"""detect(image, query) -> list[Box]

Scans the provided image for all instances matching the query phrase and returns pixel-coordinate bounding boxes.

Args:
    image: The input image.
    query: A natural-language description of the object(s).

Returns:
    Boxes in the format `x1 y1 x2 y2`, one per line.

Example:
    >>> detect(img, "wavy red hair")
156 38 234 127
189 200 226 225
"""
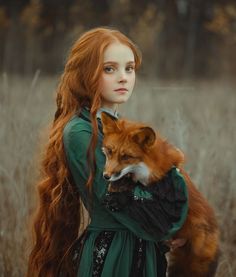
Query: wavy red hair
26 27 142 276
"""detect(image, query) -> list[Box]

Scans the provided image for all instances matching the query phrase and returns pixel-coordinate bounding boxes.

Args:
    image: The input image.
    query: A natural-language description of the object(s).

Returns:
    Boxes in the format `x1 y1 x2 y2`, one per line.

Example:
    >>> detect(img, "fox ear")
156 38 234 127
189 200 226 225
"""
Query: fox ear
100 112 120 134
131 127 156 148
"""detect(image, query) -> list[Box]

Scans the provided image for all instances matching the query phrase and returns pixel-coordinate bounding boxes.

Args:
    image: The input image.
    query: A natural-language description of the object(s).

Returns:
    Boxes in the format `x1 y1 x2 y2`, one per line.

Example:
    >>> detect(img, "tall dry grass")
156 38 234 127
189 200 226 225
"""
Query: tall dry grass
0 73 235 276
0 72 56 276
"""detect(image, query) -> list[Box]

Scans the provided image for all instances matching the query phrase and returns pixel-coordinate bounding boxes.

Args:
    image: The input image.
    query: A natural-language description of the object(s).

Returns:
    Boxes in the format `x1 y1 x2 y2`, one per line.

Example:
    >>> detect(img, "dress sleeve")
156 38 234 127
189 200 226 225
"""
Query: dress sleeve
126 168 188 240
63 124 188 242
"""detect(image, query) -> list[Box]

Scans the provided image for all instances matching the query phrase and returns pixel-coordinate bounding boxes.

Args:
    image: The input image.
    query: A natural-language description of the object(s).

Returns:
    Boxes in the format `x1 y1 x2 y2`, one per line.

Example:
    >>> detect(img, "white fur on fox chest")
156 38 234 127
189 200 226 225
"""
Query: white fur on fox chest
110 162 150 186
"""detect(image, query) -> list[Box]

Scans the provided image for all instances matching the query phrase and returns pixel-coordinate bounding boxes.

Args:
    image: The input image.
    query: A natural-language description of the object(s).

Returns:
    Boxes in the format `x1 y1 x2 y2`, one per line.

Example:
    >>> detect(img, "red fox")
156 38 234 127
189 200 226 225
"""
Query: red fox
100 112 219 277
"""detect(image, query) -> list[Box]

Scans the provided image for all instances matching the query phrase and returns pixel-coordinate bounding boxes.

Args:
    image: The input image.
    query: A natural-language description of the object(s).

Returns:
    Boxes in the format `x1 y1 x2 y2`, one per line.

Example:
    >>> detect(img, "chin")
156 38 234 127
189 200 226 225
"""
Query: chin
116 99 129 104
116 96 130 103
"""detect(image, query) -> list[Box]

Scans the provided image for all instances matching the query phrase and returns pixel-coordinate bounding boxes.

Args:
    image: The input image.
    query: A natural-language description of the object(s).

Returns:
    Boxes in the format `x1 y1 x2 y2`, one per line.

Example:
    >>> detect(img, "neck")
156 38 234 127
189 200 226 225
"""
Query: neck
100 102 118 112
100 106 118 114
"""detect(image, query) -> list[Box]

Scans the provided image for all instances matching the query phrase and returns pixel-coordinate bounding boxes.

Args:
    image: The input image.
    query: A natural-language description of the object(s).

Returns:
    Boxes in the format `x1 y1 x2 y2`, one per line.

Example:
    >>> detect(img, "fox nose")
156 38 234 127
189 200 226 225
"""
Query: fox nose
103 173 111 181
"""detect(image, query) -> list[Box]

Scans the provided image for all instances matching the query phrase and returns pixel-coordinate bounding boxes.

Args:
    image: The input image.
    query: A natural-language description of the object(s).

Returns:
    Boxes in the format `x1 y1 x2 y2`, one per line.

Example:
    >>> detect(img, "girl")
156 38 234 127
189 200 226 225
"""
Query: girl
27 27 188 277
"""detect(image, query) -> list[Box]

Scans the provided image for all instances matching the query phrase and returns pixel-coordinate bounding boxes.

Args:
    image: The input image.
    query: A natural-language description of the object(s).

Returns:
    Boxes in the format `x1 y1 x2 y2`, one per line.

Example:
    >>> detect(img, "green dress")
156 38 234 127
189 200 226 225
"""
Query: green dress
62 107 188 277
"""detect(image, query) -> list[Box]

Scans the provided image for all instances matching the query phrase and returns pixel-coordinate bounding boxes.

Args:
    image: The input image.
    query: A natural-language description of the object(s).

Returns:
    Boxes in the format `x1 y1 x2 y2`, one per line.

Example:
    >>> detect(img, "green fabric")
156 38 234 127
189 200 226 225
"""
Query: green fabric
62 107 189 276
161 167 189 240
78 230 158 277
133 186 153 200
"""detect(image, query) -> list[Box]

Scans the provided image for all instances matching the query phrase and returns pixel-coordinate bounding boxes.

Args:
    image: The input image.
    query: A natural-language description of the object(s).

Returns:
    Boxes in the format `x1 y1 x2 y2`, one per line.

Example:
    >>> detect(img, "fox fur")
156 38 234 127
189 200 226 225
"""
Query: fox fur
100 112 219 277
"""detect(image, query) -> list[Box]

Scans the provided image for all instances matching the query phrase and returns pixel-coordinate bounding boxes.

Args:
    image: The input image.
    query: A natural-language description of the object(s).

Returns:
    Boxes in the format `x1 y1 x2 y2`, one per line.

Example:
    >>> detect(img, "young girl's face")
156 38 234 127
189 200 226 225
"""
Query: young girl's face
100 42 136 110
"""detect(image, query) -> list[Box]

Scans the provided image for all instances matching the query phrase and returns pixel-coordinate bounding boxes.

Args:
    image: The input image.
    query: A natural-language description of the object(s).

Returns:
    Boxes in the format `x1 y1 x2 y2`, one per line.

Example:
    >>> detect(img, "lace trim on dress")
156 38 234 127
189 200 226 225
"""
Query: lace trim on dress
92 231 115 277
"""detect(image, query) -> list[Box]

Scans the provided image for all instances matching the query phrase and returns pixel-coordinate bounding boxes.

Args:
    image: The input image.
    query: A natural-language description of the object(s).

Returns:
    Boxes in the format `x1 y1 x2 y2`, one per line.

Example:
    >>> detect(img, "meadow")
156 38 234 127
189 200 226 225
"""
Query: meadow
0 73 235 276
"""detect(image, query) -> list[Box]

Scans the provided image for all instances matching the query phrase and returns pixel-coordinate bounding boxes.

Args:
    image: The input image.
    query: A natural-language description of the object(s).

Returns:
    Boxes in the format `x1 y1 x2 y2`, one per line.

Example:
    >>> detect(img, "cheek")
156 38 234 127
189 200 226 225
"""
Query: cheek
128 75 135 95
101 74 113 90
129 73 136 87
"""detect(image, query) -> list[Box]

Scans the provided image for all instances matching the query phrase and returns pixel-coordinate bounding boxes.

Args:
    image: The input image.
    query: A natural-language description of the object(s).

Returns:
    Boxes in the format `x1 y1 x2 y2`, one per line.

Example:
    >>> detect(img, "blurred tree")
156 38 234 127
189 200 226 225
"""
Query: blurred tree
20 0 42 73
0 0 29 73
0 0 235 79
0 6 10 69
204 3 236 78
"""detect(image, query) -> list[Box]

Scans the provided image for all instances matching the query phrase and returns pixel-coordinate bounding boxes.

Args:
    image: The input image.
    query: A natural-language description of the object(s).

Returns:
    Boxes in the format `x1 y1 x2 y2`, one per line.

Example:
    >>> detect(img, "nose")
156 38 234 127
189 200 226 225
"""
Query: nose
103 173 111 181
118 71 127 84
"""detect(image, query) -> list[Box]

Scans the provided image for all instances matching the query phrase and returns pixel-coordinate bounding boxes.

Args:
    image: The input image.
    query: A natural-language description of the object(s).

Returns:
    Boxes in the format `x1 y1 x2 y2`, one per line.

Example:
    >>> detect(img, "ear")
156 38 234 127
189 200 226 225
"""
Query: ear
131 127 156 148
100 112 120 134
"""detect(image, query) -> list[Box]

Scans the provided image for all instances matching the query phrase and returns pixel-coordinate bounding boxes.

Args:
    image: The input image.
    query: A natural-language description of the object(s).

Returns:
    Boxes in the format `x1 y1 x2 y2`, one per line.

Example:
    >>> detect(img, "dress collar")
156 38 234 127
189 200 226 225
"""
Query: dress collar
82 106 120 120
96 107 119 120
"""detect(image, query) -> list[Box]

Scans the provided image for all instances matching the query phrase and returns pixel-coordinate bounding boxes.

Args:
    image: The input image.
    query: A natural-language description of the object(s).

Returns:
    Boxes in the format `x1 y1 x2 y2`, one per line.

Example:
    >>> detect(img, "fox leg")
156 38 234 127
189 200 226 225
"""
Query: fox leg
168 250 218 277
168 228 219 277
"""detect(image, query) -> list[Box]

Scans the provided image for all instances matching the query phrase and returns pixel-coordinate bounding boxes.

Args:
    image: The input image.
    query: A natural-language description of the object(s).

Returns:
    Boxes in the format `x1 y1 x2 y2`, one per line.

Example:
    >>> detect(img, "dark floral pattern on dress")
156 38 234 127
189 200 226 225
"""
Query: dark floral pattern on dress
92 231 115 277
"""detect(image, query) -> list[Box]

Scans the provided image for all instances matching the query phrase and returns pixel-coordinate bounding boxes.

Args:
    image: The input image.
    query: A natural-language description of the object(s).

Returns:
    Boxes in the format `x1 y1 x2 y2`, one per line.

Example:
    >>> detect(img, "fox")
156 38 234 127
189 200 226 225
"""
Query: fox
100 112 219 277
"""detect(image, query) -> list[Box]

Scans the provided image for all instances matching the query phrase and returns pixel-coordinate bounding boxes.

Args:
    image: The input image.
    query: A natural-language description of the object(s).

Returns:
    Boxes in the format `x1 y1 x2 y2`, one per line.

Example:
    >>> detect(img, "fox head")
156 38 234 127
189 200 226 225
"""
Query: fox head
101 112 184 185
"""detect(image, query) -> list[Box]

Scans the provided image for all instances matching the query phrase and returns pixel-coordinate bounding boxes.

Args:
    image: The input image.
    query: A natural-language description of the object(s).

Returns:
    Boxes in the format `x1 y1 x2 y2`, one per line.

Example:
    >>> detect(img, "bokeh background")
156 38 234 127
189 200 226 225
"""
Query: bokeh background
0 0 235 276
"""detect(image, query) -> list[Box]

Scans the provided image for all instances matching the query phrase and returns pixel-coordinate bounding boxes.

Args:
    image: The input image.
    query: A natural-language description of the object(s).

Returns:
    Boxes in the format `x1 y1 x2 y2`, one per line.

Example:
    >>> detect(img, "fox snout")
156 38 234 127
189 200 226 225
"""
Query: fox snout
103 163 150 185
103 172 116 181
103 173 110 181
103 171 121 181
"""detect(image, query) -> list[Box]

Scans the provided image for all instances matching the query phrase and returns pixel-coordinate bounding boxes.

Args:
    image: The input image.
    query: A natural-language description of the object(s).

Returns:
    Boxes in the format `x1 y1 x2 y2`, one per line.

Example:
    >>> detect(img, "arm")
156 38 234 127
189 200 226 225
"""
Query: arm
63 123 188 242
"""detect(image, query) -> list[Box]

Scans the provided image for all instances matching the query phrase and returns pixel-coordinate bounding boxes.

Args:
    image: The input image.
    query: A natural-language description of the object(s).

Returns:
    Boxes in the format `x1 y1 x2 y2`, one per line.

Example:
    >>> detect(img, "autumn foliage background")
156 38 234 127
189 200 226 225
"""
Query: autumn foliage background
0 0 236 276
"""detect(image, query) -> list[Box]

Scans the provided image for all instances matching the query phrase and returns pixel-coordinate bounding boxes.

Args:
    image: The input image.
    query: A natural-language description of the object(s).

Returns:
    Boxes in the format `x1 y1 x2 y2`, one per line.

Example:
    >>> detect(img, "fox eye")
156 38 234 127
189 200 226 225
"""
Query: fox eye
103 147 112 156
120 154 134 161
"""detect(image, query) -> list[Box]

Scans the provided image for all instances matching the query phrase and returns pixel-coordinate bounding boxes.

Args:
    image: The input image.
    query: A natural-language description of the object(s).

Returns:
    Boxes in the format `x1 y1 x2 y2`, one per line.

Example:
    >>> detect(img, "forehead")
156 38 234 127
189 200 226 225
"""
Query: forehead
103 42 135 63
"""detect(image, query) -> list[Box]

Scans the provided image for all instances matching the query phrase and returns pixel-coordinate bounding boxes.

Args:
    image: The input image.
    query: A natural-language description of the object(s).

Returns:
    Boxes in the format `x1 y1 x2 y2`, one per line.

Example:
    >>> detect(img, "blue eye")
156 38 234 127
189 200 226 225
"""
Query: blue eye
126 66 134 73
104 66 115 73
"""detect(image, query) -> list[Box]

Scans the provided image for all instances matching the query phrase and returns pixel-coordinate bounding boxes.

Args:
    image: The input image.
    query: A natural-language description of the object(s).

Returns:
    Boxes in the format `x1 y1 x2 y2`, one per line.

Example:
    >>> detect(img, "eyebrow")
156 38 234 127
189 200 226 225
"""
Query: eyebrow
103 61 135 65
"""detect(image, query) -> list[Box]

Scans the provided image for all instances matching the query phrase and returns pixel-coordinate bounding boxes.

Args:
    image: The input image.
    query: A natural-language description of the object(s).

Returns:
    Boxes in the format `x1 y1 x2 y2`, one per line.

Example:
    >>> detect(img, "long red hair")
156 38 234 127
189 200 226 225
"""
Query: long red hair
26 27 142 276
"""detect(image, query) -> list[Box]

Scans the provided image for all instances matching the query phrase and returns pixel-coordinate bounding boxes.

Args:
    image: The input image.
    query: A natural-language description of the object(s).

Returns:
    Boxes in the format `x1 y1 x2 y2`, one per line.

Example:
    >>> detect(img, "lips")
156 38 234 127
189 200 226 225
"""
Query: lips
114 88 128 94
115 88 128 91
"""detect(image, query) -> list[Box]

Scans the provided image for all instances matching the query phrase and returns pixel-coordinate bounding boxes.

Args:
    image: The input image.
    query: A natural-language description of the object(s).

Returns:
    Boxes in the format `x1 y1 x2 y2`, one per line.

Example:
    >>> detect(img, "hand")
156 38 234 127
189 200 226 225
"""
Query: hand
107 177 136 193
165 238 187 251
108 183 132 193
102 190 133 212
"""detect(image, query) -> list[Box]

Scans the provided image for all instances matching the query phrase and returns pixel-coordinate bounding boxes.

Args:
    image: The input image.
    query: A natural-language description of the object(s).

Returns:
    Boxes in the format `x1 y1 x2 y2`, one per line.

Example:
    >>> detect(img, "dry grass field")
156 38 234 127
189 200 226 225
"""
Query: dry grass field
0 73 235 276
